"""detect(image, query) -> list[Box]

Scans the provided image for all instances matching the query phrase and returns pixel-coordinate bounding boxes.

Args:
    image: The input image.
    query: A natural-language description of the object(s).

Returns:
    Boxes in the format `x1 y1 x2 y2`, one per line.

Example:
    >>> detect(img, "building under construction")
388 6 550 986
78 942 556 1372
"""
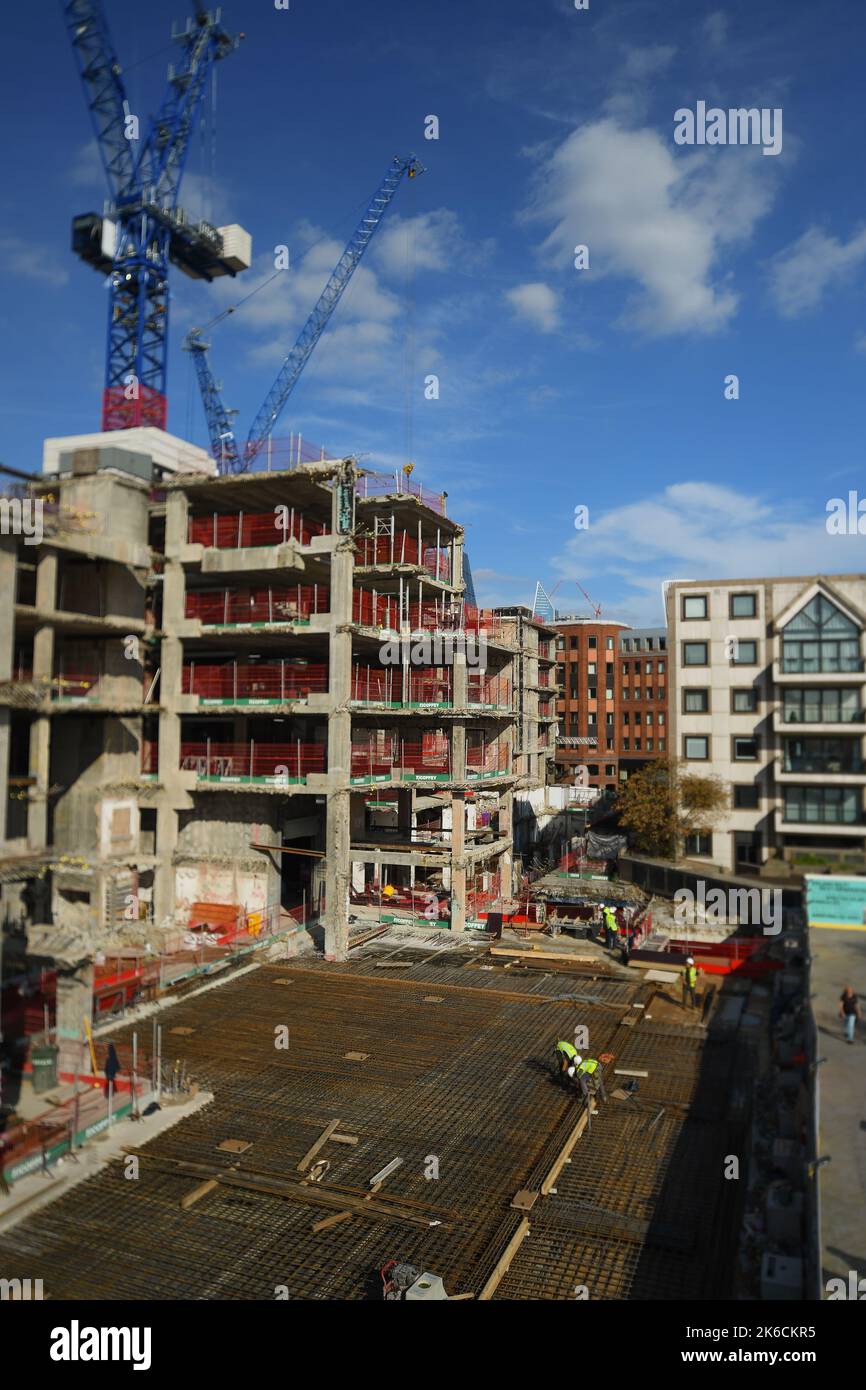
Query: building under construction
0 429 557 1072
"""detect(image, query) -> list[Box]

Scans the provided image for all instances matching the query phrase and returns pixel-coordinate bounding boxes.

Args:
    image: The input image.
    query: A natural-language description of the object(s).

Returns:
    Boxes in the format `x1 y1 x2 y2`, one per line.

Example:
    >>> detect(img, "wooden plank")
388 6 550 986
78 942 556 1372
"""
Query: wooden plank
477 1217 530 1300
331 1134 358 1146
180 1178 219 1211
541 1111 590 1196
489 946 598 964
296 1118 342 1172
311 1210 355 1234
614 1068 649 1078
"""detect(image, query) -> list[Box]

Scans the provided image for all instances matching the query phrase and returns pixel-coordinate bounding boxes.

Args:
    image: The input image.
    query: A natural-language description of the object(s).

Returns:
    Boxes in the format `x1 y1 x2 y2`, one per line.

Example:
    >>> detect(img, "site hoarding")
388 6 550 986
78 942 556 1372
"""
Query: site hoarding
805 874 866 930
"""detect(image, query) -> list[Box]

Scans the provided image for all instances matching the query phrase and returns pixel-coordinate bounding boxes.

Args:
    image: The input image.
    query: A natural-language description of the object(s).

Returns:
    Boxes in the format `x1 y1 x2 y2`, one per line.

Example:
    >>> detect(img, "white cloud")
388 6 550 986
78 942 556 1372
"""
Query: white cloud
549 480 866 627
0 238 68 287
768 226 866 318
505 281 561 333
603 45 677 124
703 12 729 48
523 118 779 335
373 208 492 278
855 331 866 355
66 140 102 189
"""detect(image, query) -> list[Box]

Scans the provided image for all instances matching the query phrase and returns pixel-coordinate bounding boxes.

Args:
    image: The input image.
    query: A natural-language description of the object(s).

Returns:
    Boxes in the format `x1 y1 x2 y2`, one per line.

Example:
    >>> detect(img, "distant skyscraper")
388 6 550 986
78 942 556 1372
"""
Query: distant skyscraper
532 581 556 622
463 552 477 607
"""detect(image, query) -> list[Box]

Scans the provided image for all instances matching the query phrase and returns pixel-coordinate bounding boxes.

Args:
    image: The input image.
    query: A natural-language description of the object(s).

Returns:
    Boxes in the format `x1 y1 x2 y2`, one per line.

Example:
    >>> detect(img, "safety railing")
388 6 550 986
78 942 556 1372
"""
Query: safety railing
349 882 451 920
183 661 328 702
356 469 447 515
350 666 453 706
187 509 329 549
466 740 510 776
350 733 451 778
467 673 511 708
356 532 451 580
185 584 329 625
180 741 326 781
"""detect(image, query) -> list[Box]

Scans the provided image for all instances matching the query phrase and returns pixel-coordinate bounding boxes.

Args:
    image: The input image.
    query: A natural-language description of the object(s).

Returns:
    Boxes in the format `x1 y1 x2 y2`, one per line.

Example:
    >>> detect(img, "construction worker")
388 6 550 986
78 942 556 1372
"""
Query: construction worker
573 1055 607 1106
603 903 618 950
682 956 698 1009
554 1038 579 1086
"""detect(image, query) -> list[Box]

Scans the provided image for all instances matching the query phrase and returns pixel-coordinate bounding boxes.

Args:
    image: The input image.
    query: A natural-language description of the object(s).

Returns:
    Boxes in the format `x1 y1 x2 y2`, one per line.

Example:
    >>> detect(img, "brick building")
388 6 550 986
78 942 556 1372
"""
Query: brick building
552 619 629 790
618 626 668 777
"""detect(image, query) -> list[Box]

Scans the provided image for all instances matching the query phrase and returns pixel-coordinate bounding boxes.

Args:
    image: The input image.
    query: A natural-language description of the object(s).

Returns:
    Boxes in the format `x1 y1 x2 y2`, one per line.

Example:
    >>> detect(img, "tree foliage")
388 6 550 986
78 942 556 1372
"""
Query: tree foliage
616 757 728 859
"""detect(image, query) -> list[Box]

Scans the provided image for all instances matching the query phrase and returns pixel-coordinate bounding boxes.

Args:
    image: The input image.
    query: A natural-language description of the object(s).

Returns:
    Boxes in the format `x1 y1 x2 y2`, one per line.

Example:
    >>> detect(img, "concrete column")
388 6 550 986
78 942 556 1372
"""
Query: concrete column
0 543 14 845
153 491 188 927
55 964 94 1079
450 789 466 932
324 532 354 959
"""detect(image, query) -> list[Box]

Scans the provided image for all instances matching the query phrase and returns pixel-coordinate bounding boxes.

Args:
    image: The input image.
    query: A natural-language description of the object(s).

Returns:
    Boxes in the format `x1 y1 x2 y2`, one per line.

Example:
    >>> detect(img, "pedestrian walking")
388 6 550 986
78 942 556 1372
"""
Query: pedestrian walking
838 987 861 1044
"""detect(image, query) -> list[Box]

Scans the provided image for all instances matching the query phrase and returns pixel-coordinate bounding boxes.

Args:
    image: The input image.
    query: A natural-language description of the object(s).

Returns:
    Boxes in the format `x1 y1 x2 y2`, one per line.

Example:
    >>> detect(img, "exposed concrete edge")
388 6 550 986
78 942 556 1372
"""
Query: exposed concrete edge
93 961 262 1039
0 1089 215 1241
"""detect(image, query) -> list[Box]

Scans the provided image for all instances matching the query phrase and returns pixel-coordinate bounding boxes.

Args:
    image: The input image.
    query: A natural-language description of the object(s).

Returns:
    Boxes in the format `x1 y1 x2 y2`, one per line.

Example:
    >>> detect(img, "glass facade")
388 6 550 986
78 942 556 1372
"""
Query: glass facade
784 786 860 823
782 594 860 673
782 687 861 723
783 737 862 775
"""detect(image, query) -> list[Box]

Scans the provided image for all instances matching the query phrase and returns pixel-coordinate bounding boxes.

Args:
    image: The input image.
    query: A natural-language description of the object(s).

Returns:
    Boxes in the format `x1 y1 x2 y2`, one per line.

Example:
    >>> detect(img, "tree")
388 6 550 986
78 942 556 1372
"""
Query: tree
616 757 728 860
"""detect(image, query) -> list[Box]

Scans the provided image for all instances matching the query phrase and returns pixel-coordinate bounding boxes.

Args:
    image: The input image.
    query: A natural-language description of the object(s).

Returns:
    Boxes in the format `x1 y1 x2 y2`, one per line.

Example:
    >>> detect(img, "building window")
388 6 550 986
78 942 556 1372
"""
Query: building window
606 738 614 751
733 737 758 760
734 784 760 809
587 764 599 776
634 738 641 750
684 735 709 759
645 661 652 674
622 711 630 724
621 664 629 678
683 688 709 713
684 831 712 856
645 687 653 700
605 763 615 775
658 712 665 726
782 593 861 673
682 595 708 620
659 738 666 751
647 739 653 751
605 687 614 700
784 785 860 824
606 662 614 676
588 663 596 675
606 712 614 725
783 687 861 724
683 642 708 666
730 592 757 618
645 711 653 725
588 686 597 700
634 638 642 651
622 738 630 751
623 639 631 652
658 660 666 674
556 637 565 650
783 736 863 775
731 639 758 665
588 637 597 649
607 637 614 649
732 688 758 713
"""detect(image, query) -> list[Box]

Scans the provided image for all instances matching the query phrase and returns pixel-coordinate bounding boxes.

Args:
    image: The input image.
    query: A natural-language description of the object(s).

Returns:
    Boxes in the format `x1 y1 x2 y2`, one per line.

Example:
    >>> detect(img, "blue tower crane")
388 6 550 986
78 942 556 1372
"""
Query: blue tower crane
63 1 250 432
186 154 422 473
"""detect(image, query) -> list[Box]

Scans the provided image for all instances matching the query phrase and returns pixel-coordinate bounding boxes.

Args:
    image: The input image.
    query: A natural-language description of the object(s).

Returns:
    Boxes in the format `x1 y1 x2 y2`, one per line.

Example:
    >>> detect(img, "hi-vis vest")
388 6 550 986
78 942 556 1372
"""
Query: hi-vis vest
578 1058 599 1076
685 965 697 988
556 1040 578 1060
603 908 616 928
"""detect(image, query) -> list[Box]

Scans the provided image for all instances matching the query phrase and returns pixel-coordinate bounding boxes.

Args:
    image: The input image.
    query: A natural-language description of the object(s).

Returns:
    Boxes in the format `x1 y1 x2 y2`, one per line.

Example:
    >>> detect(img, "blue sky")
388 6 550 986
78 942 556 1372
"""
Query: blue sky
3 0 866 624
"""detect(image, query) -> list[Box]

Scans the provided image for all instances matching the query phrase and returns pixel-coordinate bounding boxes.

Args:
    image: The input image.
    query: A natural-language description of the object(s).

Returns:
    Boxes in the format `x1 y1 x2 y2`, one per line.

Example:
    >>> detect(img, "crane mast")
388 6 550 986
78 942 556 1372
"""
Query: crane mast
63 1 250 432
